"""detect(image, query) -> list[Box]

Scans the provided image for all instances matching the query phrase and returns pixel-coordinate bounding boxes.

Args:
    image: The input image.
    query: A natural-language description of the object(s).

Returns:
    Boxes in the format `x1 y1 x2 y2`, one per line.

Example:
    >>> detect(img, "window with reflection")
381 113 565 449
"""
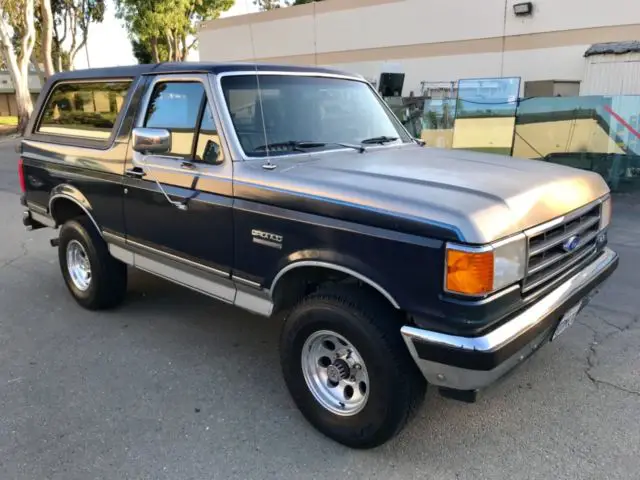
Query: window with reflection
452 77 520 155
513 95 640 192
37 81 131 140
144 82 205 158
220 74 411 156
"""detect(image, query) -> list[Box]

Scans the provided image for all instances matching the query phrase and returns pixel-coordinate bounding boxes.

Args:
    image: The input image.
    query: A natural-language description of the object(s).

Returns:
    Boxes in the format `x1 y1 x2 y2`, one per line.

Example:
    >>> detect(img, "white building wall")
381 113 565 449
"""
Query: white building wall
314 0 507 52
328 52 506 95
328 45 596 96
198 0 640 96
503 0 640 34
0 71 43 93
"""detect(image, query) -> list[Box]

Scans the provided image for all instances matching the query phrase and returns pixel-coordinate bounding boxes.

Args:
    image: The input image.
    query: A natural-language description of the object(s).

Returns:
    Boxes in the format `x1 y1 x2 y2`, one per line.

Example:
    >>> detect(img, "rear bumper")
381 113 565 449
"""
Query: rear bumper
401 247 618 391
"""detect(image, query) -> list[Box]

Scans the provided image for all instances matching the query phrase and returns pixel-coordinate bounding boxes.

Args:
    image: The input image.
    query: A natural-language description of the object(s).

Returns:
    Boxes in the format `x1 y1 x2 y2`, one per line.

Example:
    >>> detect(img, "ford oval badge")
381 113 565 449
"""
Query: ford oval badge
562 235 580 252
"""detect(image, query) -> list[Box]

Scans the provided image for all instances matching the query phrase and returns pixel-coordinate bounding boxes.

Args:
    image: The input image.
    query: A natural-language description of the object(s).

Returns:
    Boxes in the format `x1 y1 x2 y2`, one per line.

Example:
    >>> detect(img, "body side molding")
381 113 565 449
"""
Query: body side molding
107 243 274 317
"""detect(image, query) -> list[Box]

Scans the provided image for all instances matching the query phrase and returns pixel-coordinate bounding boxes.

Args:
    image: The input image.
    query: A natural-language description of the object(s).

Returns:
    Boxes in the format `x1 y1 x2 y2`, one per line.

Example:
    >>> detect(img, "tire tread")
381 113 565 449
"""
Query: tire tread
280 282 426 448
58 216 127 310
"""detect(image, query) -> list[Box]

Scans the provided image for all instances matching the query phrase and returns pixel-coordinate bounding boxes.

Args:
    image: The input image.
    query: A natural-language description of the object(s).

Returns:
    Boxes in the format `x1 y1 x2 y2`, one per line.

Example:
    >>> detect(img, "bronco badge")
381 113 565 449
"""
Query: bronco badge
251 229 283 249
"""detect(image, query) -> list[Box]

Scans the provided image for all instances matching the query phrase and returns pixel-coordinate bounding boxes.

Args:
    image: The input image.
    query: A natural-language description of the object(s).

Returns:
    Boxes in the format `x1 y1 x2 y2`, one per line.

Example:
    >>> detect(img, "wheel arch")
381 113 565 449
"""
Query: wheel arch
48 185 101 234
270 261 401 314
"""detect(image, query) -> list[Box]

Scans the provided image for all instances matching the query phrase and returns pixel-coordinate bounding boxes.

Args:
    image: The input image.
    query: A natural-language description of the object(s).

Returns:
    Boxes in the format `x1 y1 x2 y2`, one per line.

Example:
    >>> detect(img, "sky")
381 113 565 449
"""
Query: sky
73 0 259 70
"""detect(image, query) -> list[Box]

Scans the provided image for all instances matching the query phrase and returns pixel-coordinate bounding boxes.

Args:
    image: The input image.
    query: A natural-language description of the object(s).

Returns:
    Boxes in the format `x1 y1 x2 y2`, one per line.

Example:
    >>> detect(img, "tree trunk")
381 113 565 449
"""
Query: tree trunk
15 80 34 134
40 0 56 77
173 32 180 62
181 35 188 62
150 37 159 63
166 31 174 62
31 52 46 85
0 0 36 134
68 37 87 70
68 8 78 70
55 47 63 73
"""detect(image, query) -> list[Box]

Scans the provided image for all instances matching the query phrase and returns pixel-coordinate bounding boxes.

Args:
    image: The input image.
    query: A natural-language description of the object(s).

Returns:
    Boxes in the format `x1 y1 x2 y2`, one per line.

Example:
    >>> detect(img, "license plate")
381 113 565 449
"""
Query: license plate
552 302 582 341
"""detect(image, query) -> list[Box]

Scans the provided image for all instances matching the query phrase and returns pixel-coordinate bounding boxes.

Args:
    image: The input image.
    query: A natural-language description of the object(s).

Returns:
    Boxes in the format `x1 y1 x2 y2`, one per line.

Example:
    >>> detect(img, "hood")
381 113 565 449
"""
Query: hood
237 145 610 244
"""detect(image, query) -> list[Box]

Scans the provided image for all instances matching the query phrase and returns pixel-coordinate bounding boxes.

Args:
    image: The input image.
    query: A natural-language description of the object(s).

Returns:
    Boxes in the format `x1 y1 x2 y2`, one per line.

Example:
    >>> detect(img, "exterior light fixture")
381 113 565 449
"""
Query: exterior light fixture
513 2 533 16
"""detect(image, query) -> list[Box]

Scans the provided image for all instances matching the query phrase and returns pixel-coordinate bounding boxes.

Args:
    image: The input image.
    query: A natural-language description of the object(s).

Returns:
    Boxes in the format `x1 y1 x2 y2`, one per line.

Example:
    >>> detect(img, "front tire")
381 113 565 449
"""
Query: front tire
58 216 127 310
280 284 426 449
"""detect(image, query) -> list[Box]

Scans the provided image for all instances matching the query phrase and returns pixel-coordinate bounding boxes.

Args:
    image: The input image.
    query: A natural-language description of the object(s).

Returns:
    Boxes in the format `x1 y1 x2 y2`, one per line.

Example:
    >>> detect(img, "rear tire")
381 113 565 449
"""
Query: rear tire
58 216 127 310
280 284 426 449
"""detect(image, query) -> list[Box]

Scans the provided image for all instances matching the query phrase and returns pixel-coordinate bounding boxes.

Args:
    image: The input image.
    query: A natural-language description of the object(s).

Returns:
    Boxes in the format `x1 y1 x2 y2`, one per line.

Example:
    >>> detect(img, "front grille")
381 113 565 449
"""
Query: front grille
523 202 603 293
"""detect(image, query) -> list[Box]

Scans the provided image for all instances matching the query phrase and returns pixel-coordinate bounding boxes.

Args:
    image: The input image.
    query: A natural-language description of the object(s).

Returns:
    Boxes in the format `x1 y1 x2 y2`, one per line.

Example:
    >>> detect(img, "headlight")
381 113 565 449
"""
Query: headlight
600 196 612 230
445 234 526 297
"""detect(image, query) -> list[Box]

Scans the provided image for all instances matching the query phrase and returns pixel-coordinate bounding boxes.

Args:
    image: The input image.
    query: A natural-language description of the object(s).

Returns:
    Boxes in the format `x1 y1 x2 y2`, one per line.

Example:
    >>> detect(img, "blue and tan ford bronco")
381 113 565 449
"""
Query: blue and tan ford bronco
19 62 618 448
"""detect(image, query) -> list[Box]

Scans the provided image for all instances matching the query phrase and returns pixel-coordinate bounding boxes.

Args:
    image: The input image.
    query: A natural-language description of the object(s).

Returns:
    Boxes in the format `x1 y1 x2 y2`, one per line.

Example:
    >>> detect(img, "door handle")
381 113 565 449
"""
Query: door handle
180 161 196 170
125 168 146 178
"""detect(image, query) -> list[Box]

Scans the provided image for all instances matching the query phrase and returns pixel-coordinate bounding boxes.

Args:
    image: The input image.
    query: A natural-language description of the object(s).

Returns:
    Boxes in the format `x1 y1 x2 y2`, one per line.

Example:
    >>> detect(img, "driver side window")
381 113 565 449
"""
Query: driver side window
144 81 223 163
144 82 204 158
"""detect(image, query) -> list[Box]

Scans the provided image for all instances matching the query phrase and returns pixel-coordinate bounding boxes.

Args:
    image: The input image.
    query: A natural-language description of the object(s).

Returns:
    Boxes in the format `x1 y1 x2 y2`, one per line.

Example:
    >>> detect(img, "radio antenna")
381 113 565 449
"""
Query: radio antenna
245 0 275 170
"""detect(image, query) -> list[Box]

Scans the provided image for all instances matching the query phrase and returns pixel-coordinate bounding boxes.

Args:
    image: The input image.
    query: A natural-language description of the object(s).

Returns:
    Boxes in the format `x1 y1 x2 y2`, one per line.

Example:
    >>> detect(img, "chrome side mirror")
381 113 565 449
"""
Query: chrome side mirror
132 127 171 155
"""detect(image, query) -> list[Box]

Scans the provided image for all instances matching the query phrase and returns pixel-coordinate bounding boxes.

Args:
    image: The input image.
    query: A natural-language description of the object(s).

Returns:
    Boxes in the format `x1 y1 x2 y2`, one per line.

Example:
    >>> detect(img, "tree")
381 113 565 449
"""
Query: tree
254 0 323 11
131 37 170 64
64 0 106 69
254 0 286 9
51 0 71 71
0 0 37 133
40 0 55 77
131 38 152 64
25 0 105 74
116 0 233 64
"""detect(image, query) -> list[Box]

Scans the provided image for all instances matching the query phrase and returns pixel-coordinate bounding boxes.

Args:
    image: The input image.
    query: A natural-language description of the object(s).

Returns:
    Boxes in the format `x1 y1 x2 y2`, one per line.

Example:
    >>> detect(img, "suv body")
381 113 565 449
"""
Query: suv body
19 63 618 448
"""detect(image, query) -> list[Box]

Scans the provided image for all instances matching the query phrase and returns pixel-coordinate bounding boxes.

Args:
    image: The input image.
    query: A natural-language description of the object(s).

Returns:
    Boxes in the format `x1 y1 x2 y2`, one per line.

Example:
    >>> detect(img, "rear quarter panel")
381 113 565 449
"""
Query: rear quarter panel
20 75 147 236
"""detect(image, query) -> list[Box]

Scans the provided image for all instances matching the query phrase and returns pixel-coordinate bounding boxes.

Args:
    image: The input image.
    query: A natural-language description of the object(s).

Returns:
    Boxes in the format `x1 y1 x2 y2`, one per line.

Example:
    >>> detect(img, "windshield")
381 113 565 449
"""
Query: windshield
220 74 411 157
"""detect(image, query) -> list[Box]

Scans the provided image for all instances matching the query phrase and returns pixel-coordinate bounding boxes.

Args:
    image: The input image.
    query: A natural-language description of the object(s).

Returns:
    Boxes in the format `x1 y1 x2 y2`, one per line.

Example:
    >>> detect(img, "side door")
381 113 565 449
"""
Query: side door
122 74 234 291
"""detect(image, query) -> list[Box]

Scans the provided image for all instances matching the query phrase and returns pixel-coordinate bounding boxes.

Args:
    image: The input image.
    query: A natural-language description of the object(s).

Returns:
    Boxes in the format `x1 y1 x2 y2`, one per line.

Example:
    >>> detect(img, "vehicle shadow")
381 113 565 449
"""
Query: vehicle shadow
118 268 566 454
7 247 636 478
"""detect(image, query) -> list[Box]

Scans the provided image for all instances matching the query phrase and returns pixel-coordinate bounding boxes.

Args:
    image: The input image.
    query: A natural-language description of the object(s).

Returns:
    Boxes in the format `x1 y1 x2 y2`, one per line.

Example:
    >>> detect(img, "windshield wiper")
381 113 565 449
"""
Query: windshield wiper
360 135 399 145
254 140 365 154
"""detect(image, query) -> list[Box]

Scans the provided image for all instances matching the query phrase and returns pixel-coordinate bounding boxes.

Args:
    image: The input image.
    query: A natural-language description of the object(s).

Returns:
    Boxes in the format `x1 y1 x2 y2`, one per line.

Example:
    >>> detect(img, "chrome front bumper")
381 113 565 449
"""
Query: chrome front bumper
401 247 618 391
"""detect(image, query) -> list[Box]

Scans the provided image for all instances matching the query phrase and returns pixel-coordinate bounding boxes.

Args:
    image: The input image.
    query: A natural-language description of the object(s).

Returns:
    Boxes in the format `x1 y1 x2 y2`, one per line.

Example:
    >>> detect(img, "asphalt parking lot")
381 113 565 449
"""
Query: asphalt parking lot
1 137 639 479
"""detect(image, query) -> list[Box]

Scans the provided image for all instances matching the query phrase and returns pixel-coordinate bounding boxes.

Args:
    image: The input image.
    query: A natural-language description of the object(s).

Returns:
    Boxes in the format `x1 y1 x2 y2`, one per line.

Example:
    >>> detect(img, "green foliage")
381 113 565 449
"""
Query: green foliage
253 0 323 12
254 0 286 9
131 37 170 64
24 0 108 71
116 0 233 62
43 110 117 128
131 38 152 64
4 0 32 64
0 116 19 126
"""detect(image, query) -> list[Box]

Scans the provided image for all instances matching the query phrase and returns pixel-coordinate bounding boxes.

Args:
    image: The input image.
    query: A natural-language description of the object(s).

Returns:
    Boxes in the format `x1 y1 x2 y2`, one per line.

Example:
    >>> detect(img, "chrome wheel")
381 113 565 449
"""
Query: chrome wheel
301 330 370 416
66 240 92 291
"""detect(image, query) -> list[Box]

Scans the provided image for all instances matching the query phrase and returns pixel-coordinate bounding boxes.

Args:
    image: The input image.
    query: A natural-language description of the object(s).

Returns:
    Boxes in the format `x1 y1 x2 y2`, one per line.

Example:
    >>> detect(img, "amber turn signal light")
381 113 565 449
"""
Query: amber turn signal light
446 248 494 296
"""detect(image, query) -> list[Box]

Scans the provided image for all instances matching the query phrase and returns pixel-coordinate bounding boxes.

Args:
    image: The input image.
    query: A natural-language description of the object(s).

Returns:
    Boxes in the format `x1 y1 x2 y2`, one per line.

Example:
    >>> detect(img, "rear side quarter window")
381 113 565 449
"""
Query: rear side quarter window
36 80 131 141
